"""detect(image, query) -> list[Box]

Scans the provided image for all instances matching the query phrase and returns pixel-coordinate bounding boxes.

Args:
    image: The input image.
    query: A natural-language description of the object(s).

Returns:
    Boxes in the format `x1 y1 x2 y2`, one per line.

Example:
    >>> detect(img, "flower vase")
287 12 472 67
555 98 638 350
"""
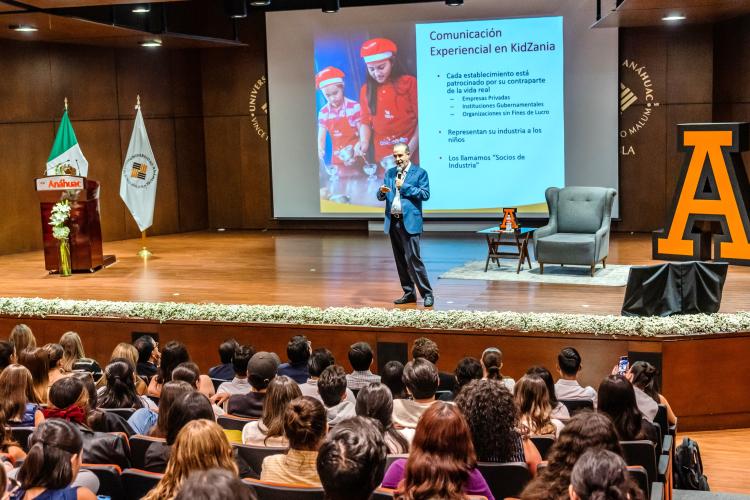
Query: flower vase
59 239 72 277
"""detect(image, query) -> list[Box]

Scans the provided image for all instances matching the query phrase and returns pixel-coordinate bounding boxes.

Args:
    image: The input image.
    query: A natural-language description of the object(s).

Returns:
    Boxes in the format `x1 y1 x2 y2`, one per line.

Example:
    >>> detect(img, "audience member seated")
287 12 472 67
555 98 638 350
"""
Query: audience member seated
515 375 565 437
133 335 160 379
277 335 312 384
440 356 483 402
129 380 193 437
628 361 673 424
526 365 570 420
171 362 218 402
521 412 624 500
11 420 97 500
555 347 597 405
208 338 240 381
568 449 644 500
381 361 407 399
147 341 213 398
174 468 257 500
411 337 455 392
382 402 495 500
242 375 301 447
43 343 67 387
216 345 255 395
318 365 357 426
98 358 155 410
144 390 215 472
597 375 659 443
260 396 327 486
0 364 44 427
69 371 134 436
481 347 515 391
0 340 16 371
44 377 131 470
60 332 101 375
18 348 50 404
346 342 381 390
0 414 26 463
392 358 439 429
227 351 279 418
455 379 541 472
317 416 387 500
145 419 239 500
106 343 149 395
355 383 410 453
8 324 36 354
299 348 356 403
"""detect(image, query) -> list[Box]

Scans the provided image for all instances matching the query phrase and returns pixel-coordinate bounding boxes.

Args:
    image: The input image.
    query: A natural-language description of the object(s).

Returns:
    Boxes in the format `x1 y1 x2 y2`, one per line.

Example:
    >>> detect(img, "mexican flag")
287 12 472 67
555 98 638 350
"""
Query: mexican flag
46 110 89 177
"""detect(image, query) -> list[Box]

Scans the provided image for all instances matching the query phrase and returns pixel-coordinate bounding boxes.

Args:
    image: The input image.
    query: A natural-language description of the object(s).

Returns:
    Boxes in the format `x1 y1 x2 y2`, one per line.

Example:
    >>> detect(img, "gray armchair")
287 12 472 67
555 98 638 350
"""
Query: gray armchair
533 186 617 276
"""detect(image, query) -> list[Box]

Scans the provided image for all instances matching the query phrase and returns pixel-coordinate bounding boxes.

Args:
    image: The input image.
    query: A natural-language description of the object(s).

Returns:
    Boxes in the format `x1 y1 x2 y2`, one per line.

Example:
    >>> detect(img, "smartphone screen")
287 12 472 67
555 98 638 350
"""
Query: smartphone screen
618 355 629 376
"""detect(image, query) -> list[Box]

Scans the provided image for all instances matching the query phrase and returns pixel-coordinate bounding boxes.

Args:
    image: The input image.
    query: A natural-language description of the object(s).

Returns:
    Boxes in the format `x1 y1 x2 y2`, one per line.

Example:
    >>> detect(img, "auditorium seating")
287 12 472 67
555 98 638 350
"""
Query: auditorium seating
121 469 163 499
129 435 165 470
82 464 123 500
101 408 136 420
476 462 532 499
218 414 257 431
529 435 555 460
244 478 325 500
233 443 288 473
559 399 594 415
10 426 34 452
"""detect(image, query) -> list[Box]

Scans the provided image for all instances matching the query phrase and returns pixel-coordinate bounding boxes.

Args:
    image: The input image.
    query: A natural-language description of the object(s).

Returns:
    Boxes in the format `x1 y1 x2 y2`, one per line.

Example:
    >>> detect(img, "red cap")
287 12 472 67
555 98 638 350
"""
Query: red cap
315 66 345 89
360 38 398 64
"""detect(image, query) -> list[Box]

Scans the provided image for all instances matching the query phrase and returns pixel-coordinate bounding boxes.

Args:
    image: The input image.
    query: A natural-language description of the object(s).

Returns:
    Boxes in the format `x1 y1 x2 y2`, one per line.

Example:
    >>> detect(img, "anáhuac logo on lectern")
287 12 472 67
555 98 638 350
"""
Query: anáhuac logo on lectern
249 75 269 142
122 153 157 189
619 59 661 143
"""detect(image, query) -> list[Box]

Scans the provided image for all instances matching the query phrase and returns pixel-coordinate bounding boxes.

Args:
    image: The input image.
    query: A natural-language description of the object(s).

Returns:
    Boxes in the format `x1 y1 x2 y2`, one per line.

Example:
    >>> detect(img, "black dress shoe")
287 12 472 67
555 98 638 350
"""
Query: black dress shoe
394 294 417 304
423 295 434 307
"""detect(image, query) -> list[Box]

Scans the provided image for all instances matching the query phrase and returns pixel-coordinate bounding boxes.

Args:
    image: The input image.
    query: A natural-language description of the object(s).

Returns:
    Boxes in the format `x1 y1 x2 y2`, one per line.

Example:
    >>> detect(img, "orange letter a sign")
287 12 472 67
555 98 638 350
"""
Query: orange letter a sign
652 122 750 264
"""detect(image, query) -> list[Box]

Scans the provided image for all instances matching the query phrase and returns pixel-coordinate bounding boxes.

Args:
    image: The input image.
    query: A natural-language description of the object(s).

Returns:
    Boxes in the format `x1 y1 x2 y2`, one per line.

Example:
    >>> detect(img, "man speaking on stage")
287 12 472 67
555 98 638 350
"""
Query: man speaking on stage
377 143 434 307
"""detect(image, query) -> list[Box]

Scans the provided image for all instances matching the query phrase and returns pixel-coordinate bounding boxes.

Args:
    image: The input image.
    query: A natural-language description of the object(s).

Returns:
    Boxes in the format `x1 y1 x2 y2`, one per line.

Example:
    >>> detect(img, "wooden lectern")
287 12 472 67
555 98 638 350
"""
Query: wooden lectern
35 175 115 273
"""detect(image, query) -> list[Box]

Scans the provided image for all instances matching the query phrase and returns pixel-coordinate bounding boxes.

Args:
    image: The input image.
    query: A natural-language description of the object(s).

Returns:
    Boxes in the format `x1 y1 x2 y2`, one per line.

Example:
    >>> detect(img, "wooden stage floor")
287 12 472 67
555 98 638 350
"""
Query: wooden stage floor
0 230 749 314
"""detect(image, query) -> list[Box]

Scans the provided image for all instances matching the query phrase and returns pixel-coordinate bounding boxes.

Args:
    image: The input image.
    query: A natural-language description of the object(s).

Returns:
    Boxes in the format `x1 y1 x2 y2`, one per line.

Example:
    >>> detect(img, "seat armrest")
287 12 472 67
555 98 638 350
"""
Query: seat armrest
657 454 669 482
534 224 556 242
661 434 672 456
650 482 664 500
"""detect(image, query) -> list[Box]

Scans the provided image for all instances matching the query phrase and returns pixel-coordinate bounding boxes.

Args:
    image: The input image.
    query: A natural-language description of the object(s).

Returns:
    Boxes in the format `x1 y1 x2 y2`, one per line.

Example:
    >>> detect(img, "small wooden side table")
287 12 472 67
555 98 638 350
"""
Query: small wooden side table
477 226 535 274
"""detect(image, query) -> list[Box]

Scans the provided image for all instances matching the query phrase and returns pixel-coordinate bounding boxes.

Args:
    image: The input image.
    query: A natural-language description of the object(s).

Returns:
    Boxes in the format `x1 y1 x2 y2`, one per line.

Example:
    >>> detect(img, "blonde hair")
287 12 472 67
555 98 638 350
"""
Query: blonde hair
514 375 556 436
9 324 36 353
59 332 86 372
145 419 238 500
97 343 143 392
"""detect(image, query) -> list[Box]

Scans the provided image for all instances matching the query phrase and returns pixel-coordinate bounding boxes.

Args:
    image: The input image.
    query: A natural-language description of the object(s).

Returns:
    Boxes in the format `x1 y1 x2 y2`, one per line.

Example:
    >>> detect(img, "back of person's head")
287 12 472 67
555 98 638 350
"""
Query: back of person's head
69 371 97 411
348 342 374 372
454 379 518 462
134 336 156 364
218 339 239 365
172 361 201 388
174 468 256 500
454 357 482 391
522 411 623 500
515 375 555 435
526 365 560 406
558 346 583 376
318 364 348 408
18 347 50 387
153 380 194 438
355 383 408 454
0 340 14 370
597 375 642 441
247 351 279 390
402 358 439 399
0 364 38 420
411 337 439 364
381 361 406 399
9 324 35 353
166 391 215 444
159 341 190 384
100 358 141 409
17 419 83 491
262 375 302 441
317 416 387 500
628 361 660 402
43 343 65 369
308 347 335 377
401 402 475 499
569 449 642 500
481 347 504 380
287 335 311 365
48 376 88 411
59 331 85 371
284 396 327 451
232 345 255 377
110 342 139 367
147 420 239 500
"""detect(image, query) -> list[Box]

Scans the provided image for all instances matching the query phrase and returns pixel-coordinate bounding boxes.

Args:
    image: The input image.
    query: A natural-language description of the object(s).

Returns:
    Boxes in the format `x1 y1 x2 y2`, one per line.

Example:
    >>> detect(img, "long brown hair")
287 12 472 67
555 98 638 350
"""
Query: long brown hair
145 419 238 500
261 375 302 444
0 364 39 421
18 348 50 403
514 375 556 435
9 324 36 353
396 402 476 500
150 381 194 438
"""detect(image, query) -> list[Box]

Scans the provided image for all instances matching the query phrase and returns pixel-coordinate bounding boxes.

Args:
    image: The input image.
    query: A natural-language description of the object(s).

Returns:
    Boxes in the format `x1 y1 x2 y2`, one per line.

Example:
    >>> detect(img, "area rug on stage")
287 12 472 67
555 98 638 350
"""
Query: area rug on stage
439 260 632 286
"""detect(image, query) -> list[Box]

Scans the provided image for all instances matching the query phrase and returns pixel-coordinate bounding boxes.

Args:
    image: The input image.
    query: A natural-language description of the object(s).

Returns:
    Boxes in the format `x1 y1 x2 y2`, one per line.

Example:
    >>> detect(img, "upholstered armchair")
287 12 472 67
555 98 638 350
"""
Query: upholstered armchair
533 186 617 276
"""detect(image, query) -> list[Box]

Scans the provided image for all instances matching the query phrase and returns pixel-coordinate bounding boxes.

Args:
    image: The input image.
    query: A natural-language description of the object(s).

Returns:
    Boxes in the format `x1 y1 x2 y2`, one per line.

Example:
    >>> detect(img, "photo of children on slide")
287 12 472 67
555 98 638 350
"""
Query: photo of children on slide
315 27 418 211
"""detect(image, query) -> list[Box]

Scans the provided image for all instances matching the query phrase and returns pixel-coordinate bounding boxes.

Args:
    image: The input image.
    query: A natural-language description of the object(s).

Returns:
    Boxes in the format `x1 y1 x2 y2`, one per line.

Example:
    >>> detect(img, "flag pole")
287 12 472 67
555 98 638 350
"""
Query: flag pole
134 94 153 259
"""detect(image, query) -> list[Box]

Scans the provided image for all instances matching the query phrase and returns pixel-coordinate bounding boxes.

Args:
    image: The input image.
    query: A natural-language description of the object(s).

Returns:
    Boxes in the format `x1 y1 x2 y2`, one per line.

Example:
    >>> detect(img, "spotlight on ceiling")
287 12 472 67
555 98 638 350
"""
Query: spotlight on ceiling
249 0 271 6
139 39 162 48
9 24 38 32
662 14 686 21
446 0 463 5
322 0 339 13
131 3 151 13
226 0 247 18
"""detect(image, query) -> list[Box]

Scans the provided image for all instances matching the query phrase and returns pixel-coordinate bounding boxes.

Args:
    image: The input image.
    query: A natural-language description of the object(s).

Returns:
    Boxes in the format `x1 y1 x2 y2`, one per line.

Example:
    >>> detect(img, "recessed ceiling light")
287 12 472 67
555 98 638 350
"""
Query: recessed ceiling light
446 0 463 5
132 3 151 13
9 24 38 32
662 14 686 21
139 39 162 47
250 0 270 5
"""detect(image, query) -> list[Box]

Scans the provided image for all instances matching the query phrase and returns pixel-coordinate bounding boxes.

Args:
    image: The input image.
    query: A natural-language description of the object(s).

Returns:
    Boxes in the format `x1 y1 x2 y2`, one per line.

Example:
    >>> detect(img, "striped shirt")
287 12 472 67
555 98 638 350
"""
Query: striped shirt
346 370 381 391
260 449 320 486
317 98 361 131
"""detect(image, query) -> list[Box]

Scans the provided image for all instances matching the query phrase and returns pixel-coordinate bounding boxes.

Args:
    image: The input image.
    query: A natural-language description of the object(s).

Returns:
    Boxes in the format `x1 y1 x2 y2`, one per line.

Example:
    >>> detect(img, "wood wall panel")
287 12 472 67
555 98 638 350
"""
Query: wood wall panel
116 49 180 118
175 117 208 231
714 16 750 105
665 25 713 104
204 116 246 229
169 50 204 118
0 41 52 123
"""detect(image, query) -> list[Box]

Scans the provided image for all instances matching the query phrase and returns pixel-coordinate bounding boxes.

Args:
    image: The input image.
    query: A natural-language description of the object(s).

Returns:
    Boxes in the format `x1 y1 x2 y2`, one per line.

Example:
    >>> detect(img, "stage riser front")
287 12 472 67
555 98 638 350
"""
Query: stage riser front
2 315 747 432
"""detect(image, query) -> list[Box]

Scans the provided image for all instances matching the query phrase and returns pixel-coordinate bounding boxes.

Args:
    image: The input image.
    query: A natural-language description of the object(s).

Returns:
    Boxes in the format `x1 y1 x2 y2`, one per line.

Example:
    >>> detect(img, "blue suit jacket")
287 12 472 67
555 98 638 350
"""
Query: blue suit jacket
376 163 430 235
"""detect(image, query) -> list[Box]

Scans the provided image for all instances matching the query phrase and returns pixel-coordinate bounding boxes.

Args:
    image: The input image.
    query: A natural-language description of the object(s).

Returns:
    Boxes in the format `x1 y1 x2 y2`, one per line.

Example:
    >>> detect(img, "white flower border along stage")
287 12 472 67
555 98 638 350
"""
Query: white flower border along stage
1 297 750 338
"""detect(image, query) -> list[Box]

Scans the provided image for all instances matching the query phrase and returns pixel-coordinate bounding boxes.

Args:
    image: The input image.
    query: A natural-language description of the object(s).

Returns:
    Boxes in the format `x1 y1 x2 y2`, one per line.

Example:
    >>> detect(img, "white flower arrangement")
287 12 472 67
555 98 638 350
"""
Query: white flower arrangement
49 200 71 241
0 296 748 337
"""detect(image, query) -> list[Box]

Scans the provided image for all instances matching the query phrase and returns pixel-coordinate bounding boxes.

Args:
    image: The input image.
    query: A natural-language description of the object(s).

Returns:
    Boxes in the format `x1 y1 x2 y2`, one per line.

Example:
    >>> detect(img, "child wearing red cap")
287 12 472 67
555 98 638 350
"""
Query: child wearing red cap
316 66 364 174
359 37 419 168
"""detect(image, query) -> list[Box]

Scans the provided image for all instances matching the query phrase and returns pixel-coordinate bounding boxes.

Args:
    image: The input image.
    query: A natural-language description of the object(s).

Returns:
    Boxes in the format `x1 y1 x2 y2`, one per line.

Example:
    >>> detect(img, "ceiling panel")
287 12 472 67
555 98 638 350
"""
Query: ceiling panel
593 0 750 27
0 1 24 12
17 0 184 7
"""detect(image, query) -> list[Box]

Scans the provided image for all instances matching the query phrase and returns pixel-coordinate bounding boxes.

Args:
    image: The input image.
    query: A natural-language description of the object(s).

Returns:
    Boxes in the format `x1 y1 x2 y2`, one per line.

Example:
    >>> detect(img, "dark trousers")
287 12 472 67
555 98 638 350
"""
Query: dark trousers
389 215 433 297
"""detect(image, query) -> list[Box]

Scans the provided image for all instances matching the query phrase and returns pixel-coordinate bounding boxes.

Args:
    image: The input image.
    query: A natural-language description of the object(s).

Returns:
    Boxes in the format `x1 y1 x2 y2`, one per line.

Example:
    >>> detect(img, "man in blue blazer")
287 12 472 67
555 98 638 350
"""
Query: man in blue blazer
377 143 434 307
